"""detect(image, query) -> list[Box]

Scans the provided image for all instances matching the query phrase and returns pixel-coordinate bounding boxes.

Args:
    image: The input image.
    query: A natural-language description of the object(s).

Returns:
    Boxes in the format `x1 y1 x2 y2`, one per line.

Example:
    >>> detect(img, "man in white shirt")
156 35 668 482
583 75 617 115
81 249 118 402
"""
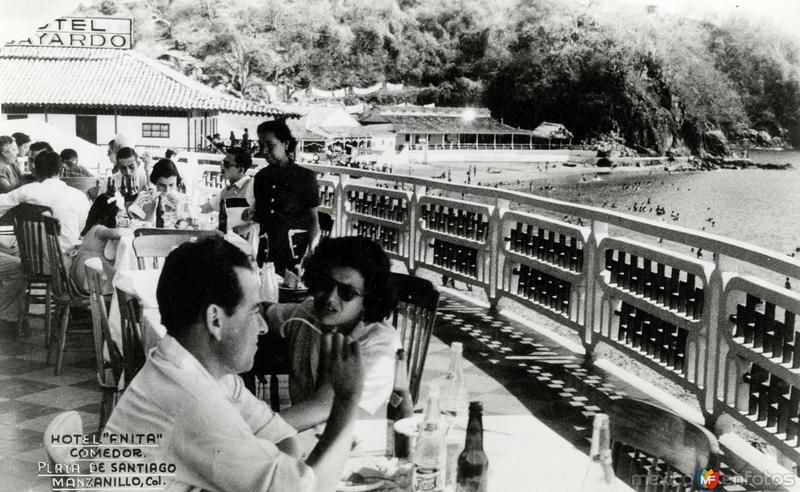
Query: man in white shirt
110 146 150 191
105 237 364 492
0 151 90 334
200 146 255 235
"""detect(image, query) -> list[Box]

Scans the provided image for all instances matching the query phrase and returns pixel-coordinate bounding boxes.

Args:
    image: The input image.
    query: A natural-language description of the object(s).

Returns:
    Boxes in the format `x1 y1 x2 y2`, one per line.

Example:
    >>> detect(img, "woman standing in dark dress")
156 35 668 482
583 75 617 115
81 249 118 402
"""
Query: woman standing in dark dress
252 120 320 274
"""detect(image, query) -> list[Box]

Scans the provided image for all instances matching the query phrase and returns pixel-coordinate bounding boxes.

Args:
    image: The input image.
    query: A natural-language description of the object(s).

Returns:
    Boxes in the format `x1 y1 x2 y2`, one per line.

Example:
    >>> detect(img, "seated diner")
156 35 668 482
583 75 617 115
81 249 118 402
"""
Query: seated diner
104 236 366 492
260 236 401 428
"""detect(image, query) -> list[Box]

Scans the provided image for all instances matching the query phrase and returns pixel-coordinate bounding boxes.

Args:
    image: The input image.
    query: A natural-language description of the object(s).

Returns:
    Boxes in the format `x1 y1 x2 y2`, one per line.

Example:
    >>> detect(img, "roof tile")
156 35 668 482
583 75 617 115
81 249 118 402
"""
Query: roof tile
0 45 282 115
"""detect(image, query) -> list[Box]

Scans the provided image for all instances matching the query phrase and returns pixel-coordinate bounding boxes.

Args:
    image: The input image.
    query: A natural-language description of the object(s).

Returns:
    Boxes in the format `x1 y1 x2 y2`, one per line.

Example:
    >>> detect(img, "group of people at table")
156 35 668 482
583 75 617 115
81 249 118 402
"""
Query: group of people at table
0 119 406 491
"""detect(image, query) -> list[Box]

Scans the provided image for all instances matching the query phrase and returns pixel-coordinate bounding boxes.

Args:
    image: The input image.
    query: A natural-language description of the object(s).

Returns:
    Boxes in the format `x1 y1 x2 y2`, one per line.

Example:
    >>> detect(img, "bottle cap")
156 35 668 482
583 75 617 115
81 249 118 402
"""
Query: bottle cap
468 401 483 412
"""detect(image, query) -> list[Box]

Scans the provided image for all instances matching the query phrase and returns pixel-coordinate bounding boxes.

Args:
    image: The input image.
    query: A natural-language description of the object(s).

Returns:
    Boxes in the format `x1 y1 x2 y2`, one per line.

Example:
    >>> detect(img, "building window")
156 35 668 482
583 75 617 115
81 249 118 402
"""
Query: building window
142 123 170 138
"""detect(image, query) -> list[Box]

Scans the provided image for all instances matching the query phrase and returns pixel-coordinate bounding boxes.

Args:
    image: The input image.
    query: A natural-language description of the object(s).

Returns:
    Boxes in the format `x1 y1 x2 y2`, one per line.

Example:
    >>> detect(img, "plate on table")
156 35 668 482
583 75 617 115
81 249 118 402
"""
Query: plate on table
337 474 386 492
393 415 422 437
337 456 393 492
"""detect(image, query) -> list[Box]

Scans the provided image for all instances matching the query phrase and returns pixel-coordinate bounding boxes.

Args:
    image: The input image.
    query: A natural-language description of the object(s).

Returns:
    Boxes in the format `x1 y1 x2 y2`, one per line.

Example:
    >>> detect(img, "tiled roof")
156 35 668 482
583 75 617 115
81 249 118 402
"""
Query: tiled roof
0 46 282 115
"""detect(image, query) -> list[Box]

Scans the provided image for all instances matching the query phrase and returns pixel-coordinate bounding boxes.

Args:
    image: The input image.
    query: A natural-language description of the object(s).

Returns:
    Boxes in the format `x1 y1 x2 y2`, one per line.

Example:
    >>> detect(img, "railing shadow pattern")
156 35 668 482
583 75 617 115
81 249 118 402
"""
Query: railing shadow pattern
192 158 800 473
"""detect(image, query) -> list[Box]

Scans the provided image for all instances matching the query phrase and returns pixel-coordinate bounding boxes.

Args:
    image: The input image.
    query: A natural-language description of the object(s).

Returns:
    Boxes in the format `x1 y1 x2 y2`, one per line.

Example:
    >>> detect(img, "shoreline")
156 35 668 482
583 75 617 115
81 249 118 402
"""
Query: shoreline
387 158 697 188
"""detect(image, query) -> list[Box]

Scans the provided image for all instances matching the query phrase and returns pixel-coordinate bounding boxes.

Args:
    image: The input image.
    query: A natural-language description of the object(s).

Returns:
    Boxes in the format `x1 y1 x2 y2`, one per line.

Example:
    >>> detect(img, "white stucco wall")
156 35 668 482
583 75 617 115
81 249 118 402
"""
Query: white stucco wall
116 115 190 150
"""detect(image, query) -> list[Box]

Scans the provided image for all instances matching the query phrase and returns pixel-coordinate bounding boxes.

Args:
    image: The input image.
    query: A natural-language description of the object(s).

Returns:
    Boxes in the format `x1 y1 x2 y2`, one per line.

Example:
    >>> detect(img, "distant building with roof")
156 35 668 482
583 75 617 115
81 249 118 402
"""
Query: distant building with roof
0 44 282 152
359 105 536 151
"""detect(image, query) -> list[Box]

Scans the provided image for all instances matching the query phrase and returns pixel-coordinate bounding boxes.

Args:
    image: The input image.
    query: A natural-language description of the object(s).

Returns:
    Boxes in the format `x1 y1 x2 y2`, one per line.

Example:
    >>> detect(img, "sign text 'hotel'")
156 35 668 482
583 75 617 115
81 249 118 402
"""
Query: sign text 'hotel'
6 17 133 49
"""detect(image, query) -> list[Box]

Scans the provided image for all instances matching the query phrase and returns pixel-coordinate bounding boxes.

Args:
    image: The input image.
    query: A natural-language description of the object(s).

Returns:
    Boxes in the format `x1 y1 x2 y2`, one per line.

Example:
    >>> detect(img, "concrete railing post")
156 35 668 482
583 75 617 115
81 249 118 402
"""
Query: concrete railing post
583 219 608 361
488 198 509 310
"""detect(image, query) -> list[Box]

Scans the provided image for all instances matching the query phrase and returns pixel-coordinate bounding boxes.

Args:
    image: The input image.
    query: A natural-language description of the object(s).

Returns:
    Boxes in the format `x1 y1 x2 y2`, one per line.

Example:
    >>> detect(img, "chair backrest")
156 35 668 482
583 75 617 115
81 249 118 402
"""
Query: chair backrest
42 215 84 300
318 211 334 237
12 203 53 282
389 272 440 404
84 258 123 391
132 228 223 269
607 398 720 489
117 288 145 384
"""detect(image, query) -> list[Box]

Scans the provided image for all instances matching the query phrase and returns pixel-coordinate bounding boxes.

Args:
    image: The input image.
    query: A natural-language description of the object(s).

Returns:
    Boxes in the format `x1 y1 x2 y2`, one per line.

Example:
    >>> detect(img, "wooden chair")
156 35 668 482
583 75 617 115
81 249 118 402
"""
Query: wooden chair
132 228 222 269
606 398 720 491
85 258 123 431
11 203 54 341
117 288 145 385
389 272 440 404
42 215 92 375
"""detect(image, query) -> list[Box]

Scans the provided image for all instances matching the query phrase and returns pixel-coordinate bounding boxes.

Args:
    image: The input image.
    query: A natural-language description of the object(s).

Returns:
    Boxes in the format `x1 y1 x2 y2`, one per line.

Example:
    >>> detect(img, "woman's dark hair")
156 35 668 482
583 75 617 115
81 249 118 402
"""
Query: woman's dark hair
303 237 397 323
157 237 251 338
30 141 53 155
12 132 30 146
256 119 298 154
81 193 118 236
149 158 182 186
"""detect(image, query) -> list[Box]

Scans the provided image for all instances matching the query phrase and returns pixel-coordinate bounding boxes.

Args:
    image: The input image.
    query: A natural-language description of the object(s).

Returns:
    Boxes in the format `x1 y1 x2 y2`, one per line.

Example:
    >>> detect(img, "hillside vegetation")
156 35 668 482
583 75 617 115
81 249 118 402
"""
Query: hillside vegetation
84 0 800 154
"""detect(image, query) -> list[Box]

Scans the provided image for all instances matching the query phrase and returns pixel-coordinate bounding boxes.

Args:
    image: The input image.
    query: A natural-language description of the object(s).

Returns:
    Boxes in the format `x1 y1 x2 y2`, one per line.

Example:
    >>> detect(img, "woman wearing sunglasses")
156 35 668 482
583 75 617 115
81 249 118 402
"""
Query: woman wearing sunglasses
261 236 400 429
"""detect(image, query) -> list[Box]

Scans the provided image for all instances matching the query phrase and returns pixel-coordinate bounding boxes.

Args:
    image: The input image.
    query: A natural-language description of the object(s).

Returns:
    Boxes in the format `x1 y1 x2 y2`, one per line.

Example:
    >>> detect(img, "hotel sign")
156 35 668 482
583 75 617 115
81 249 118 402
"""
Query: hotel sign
6 17 133 49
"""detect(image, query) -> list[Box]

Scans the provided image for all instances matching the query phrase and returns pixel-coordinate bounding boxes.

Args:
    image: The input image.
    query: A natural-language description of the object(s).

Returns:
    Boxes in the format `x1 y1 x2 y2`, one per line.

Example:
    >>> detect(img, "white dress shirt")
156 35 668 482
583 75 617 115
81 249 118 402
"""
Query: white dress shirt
0 177 90 251
105 335 315 492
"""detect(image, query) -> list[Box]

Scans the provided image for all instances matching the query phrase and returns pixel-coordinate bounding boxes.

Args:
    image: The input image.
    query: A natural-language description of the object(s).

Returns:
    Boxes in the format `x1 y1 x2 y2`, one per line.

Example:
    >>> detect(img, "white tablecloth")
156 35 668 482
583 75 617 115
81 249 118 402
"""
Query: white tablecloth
342 415 632 491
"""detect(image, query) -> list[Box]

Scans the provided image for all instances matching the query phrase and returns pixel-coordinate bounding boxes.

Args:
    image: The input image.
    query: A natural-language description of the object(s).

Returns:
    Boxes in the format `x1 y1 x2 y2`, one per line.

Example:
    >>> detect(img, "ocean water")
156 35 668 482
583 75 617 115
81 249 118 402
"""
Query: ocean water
510 150 800 259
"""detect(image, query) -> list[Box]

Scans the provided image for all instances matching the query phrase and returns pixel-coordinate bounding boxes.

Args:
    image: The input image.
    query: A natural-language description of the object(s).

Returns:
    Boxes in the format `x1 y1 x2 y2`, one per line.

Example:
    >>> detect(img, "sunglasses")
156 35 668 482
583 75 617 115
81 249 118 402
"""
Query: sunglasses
313 277 363 302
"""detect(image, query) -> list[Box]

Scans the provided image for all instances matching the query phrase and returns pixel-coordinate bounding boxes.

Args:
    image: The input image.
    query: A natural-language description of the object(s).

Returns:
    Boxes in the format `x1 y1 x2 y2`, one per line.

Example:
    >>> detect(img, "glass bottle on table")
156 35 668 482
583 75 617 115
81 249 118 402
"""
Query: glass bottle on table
456 401 488 492
387 348 414 459
441 342 469 430
413 384 446 492
580 413 616 491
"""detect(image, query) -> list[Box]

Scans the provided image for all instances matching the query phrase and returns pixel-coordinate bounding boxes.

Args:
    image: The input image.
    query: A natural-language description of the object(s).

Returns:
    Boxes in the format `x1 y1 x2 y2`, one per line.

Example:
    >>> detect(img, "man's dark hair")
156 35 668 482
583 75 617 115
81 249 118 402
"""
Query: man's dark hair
116 146 137 162
165 149 177 159
12 132 30 146
149 158 181 185
226 147 252 171
60 148 78 162
30 141 53 154
303 236 397 323
157 237 252 339
256 119 298 154
34 150 62 178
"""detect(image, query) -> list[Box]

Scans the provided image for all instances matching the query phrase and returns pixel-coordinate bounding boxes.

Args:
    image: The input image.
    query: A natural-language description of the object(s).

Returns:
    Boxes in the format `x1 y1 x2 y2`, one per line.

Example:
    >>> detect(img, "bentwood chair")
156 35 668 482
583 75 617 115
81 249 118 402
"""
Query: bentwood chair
132 228 223 269
42 215 92 375
85 258 123 431
11 204 54 341
606 398 720 491
116 288 145 384
389 273 440 404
